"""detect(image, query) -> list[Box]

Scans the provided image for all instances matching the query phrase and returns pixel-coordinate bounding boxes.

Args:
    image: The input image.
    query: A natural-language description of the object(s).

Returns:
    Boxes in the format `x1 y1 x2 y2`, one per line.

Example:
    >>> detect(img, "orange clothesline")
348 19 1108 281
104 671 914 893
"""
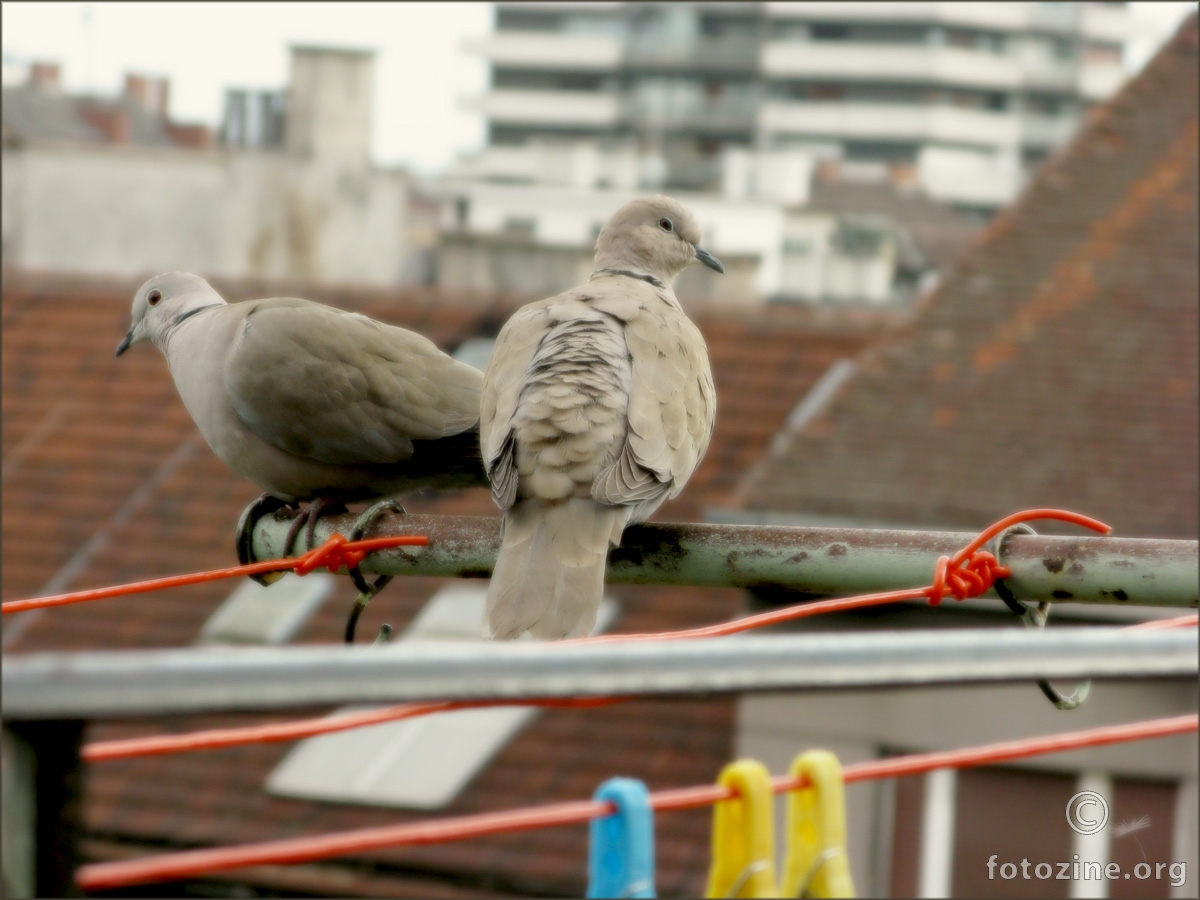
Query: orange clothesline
81 508 1120 763
0 533 428 614
82 609 1197 763
75 713 1199 892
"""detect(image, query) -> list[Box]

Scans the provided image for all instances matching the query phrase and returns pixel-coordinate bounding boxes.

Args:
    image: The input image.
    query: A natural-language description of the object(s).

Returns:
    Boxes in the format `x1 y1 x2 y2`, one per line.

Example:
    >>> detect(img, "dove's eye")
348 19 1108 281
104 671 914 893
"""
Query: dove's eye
658 217 674 233
147 290 162 306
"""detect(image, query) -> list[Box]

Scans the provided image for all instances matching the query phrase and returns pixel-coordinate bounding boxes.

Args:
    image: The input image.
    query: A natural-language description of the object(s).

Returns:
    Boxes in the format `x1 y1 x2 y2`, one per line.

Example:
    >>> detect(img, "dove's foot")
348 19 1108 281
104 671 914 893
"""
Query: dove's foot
236 493 294 587
282 497 349 559
343 499 405 644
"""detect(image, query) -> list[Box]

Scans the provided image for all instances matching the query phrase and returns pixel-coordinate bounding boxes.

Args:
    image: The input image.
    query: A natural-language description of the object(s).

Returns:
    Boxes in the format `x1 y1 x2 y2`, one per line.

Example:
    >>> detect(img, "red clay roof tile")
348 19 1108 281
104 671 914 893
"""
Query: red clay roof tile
738 15 1199 540
3 254 888 893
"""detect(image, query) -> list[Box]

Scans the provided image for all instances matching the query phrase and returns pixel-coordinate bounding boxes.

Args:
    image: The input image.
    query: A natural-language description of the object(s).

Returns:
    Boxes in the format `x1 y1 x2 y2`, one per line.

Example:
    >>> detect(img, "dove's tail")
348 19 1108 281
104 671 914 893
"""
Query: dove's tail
486 498 628 640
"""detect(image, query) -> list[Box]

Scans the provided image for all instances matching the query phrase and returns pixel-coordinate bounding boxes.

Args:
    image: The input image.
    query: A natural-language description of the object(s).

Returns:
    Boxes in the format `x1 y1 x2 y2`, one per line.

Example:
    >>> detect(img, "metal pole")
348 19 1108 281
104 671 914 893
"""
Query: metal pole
3 629 1195 719
250 512 1198 608
1 721 85 898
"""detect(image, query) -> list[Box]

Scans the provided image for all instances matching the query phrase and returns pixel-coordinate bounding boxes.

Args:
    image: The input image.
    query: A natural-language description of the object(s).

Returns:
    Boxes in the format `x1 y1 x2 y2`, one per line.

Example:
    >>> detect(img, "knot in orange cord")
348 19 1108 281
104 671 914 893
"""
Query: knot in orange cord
924 508 1111 607
293 534 367 576
925 551 1009 606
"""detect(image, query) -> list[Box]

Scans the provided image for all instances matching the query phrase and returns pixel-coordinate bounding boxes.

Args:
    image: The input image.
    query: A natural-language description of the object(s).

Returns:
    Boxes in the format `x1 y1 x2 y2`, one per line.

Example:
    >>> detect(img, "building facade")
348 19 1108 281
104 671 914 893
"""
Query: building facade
467 1 1134 210
1 47 412 286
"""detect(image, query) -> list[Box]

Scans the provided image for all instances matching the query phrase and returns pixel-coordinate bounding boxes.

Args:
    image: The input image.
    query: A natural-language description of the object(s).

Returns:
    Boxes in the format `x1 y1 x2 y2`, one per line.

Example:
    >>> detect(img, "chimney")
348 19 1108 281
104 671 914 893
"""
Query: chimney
816 160 842 184
284 45 374 161
889 161 919 193
30 62 60 92
165 122 214 149
124 73 170 118
79 105 131 144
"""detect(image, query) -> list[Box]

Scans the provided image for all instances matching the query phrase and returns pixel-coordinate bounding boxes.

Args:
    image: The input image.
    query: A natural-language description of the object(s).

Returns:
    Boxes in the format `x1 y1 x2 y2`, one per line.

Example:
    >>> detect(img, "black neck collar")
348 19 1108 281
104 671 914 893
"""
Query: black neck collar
174 303 222 325
593 268 665 290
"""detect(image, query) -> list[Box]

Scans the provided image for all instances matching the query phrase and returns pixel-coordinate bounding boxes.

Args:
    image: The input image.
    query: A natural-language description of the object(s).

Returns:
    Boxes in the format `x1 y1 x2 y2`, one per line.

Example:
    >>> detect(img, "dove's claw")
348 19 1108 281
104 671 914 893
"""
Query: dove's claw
342 499 404 643
235 493 292 586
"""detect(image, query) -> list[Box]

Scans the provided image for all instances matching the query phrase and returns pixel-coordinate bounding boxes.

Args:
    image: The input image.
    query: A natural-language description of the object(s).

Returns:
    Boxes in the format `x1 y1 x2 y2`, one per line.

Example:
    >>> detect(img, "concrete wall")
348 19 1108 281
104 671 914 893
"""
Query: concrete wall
779 213 900 305
1 142 408 285
434 230 760 307
438 181 786 298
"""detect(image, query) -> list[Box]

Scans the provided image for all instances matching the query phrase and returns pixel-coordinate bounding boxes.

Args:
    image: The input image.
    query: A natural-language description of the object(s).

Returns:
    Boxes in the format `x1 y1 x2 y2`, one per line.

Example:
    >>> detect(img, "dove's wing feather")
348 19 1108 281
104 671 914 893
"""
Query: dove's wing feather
480 294 602 508
224 298 482 467
591 289 716 513
480 301 554 474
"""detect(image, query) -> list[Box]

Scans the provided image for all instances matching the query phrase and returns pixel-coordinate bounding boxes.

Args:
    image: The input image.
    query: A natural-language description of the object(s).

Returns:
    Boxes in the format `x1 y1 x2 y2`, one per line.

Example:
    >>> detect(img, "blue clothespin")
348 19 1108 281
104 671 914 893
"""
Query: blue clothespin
588 777 656 898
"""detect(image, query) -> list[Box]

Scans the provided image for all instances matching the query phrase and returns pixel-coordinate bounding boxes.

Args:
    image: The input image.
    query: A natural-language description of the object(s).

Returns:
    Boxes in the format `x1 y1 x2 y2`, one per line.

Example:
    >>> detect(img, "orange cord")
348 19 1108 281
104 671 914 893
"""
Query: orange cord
82 508 1131 762
75 713 1197 892
8 505 1180 892
83 696 625 762
1 533 428 614
83 610 1196 763
1126 613 1198 630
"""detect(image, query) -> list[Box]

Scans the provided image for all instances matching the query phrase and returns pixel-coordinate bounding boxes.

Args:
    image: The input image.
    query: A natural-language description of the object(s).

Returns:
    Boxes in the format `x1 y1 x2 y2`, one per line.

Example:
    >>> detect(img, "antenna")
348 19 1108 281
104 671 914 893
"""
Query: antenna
81 5 94 91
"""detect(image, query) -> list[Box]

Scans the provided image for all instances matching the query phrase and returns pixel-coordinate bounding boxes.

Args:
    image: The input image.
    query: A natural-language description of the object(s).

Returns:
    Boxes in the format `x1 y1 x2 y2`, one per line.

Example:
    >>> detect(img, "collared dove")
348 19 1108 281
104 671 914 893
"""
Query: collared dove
116 273 487 613
480 195 721 640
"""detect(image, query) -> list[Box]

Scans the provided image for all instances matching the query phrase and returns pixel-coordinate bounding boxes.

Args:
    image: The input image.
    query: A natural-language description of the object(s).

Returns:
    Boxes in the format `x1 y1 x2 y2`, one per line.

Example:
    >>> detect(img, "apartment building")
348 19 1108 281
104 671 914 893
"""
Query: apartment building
467 1 1134 209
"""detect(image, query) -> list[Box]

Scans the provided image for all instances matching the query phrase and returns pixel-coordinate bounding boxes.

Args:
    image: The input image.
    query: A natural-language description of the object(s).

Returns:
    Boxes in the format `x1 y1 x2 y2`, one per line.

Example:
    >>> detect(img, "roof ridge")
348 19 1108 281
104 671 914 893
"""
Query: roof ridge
944 11 1200 290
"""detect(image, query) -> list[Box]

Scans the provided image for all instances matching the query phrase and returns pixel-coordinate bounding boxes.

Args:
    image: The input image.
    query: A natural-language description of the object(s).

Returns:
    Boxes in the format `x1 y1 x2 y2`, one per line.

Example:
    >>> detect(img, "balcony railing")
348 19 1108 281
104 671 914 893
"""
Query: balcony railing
759 100 1021 146
624 34 763 73
475 89 622 127
763 41 1024 90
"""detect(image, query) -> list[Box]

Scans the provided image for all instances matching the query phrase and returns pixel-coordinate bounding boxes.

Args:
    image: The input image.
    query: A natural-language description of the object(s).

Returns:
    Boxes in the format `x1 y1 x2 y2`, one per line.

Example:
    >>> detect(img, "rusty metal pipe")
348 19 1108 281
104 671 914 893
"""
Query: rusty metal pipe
251 512 1198 609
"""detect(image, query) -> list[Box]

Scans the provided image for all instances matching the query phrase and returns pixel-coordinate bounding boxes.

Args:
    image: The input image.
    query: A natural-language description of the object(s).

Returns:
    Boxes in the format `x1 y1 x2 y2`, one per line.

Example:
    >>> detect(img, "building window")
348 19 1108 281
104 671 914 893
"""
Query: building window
808 82 846 101
265 586 620 810
1051 37 1078 61
502 216 536 237
198 573 334 645
852 22 931 44
1022 148 1049 169
771 21 810 41
1085 42 1123 66
945 27 1009 54
890 764 1183 897
775 21 930 44
843 140 918 163
489 124 607 146
811 22 851 41
492 68 605 92
561 14 625 38
1026 94 1066 116
495 8 561 32
699 13 759 39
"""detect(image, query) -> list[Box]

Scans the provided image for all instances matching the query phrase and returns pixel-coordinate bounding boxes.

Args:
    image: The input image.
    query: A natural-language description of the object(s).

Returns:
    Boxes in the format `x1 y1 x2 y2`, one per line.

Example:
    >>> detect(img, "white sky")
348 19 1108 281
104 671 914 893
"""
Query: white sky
2 2 1195 176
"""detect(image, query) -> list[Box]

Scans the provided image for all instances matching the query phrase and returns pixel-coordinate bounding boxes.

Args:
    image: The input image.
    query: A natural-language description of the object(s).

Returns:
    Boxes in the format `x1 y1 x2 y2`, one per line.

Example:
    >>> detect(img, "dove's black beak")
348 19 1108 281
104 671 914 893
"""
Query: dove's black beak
694 246 724 274
115 331 133 357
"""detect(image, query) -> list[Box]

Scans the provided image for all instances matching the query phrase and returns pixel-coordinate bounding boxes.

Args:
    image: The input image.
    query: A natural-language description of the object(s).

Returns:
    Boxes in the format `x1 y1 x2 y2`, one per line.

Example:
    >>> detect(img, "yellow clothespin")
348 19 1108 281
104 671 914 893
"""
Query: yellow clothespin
705 759 779 898
780 751 856 898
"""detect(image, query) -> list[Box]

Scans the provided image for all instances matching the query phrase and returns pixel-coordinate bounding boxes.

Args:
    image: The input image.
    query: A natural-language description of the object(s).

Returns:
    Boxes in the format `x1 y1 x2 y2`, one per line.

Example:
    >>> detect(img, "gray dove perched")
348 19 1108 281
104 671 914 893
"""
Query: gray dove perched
116 273 487 604
480 195 720 640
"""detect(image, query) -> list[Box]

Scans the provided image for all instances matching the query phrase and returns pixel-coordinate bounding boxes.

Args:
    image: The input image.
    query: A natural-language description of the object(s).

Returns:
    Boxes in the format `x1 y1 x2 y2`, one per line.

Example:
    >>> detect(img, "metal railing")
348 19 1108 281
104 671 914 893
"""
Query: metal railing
3 629 1196 719
3 511 1196 897
245 513 1199 608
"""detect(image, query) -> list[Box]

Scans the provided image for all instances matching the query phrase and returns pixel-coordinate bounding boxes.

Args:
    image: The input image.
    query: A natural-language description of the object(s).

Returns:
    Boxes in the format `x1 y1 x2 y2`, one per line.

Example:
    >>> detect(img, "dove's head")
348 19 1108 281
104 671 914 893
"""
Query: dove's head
117 272 225 356
593 195 724 284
